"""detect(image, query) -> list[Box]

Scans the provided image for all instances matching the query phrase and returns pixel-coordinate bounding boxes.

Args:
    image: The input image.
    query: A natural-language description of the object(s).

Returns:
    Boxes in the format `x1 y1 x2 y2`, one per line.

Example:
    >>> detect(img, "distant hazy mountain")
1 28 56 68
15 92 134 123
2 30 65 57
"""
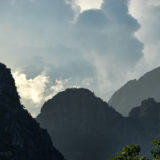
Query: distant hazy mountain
37 88 142 160
0 63 64 160
109 67 160 116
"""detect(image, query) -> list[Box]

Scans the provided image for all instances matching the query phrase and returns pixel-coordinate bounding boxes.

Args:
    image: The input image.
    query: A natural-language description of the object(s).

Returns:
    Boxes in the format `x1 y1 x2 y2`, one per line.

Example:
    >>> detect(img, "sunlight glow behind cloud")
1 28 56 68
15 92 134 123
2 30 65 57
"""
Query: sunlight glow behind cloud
75 0 103 12
12 71 67 116
13 72 49 104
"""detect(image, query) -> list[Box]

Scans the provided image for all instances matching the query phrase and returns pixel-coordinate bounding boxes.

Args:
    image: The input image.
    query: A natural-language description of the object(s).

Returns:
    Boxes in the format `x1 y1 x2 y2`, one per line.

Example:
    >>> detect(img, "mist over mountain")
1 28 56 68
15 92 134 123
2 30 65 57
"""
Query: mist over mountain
109 66 160 116
0 63 64 160
36 88 143 160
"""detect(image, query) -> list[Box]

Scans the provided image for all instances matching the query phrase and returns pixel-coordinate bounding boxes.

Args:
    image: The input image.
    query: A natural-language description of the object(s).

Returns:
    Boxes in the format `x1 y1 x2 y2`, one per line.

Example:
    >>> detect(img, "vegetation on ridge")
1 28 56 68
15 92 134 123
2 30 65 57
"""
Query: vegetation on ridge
111 140 160 160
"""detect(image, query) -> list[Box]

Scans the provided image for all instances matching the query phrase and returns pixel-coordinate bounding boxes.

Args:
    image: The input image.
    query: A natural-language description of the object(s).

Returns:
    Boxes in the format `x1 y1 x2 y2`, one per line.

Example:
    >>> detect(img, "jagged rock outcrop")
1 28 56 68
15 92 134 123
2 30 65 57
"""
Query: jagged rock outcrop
0 63 64 160
109 66 160 116
129 98 160 138
37 88 142 160
129 98 160 157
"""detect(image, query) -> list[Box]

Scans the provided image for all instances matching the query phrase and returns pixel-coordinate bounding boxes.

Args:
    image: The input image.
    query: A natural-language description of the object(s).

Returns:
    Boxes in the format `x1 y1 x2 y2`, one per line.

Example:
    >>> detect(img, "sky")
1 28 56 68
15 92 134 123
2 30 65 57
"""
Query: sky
0 0 160 117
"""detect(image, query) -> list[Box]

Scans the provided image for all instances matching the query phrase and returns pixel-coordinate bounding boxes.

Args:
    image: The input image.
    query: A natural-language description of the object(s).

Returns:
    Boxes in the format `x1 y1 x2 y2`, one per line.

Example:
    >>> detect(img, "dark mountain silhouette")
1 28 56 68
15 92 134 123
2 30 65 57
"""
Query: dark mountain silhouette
0 63 64 160
109 66 160 116
129 98 160 157
130 98 160 139
37 88 143 160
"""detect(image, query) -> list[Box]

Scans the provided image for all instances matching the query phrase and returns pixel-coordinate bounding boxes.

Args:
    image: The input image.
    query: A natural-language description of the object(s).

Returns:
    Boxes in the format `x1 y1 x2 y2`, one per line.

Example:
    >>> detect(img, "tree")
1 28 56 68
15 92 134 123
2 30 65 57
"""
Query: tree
151 140 160 160
111 140 160 160
111 144 148 160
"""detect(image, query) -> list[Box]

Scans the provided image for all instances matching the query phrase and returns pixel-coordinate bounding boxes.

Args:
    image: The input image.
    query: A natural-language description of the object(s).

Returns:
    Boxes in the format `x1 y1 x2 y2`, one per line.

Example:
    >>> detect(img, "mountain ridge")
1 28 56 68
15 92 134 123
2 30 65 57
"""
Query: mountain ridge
109 66 160 116
37 88 143 160
37 87 160 160
0 63 65 160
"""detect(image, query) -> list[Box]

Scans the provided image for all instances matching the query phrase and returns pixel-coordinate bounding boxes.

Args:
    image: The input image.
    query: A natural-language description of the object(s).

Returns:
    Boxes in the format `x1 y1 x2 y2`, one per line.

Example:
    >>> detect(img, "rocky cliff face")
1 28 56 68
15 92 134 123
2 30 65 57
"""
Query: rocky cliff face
36 87 160 160
129 98 160 138
0 63 64 160
109 67 160 116
37 88 142 160
129 98 160 157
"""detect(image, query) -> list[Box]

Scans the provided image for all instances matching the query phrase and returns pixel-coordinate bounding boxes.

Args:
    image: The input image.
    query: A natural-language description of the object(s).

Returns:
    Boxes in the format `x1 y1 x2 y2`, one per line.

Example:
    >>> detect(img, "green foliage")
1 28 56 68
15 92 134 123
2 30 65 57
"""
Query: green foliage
111 144 148 160
111 140 160 160
151 140 160 160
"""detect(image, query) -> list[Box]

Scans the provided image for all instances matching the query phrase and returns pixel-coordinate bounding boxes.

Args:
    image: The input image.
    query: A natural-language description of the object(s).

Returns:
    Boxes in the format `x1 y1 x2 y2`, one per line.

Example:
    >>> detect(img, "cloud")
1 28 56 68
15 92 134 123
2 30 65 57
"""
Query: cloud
74 0 143 65
45 79 68 100
74 0 103 12
73 0 143 99
0 0 152 115
129 0 160 77
146 0 160 7
13 71 67 116
12 70 94 117
13 72 49 104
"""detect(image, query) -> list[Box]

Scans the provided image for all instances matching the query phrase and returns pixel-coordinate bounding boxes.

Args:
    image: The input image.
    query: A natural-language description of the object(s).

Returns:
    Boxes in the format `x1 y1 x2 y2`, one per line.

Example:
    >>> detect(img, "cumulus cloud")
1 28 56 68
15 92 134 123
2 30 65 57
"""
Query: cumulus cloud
13 71 67 116
13 72 49 104
44 79 69 101
12 70 93 116
74 0 143 67
73 0 143 98
74 0 103 12
1 0 157 116
129 0 160 77
146 0 160 7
